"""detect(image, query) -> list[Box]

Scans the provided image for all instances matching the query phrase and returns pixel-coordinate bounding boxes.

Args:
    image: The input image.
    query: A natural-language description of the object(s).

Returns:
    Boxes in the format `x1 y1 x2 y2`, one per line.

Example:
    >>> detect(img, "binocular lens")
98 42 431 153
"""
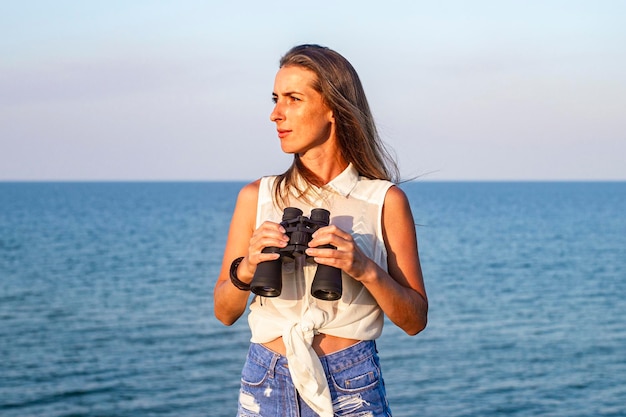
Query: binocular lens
252 286 281 297
311 289 341 301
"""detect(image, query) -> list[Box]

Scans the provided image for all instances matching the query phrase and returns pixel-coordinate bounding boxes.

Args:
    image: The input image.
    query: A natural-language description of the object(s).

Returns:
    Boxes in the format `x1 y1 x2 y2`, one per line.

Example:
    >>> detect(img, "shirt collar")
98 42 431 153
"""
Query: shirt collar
324 163 359 197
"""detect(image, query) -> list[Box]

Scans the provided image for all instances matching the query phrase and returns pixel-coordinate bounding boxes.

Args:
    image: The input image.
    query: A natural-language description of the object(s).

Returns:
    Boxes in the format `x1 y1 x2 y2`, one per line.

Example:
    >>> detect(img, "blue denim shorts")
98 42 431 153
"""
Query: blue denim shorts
237 340 392 417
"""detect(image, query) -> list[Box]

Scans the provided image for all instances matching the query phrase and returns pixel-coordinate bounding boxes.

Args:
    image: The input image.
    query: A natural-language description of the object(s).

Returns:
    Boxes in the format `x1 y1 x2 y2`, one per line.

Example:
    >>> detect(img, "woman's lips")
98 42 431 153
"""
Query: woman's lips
277 129 291 139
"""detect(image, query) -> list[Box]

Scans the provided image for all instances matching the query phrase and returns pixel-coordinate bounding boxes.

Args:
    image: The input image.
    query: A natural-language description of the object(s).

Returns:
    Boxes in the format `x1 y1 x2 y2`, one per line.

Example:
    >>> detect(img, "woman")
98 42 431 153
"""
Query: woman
214 44 428 417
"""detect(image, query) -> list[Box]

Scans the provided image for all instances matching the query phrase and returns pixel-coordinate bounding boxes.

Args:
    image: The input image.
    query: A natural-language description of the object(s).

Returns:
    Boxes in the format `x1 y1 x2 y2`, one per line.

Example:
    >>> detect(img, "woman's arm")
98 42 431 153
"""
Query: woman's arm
213 181 259 325
213 180 290 325
306 185 428 335
376 185 428 334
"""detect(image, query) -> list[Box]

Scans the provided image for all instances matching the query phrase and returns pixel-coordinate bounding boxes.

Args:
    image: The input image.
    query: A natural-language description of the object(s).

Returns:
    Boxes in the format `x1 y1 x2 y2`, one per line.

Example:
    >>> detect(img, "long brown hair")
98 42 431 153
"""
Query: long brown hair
273 44 399 205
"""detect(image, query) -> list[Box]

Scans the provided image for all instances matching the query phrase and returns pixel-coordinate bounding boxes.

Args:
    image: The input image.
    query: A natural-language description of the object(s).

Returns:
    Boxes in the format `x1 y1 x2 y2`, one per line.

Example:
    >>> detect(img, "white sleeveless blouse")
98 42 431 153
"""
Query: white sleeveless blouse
247 163 393 417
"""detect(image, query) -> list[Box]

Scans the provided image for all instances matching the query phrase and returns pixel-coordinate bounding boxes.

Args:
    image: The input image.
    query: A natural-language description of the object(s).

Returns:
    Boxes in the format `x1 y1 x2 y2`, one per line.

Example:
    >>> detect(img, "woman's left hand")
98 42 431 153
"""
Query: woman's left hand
305 225 374 282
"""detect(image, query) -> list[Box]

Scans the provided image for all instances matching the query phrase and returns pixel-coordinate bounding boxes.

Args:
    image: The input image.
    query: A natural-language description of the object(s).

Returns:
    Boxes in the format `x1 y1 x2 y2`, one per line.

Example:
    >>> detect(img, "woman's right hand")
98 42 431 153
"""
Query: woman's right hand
242 221 289 278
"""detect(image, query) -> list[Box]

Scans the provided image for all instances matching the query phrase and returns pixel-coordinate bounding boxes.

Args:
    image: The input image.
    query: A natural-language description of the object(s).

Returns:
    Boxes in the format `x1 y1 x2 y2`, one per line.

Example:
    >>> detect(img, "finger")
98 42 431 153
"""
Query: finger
310 233 350 251
255 221 286 238
251 222 289 247
306 246 337 258
310 226 351 247
308 248 351 272
258 251 281 262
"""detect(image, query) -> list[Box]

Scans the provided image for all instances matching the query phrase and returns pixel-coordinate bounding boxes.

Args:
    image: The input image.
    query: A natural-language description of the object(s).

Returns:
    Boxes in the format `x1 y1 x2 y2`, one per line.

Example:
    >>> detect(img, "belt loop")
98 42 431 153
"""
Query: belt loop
267 353 279 378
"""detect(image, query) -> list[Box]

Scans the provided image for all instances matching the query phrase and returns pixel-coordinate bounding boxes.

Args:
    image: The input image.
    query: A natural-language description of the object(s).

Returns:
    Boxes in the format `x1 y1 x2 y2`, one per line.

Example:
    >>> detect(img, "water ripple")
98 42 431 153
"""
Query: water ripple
1 182 624 416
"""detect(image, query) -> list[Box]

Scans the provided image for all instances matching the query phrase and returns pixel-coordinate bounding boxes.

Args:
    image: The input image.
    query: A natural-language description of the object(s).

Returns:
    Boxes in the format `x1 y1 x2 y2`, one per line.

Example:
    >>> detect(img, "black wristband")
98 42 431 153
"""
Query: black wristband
229 256 251 291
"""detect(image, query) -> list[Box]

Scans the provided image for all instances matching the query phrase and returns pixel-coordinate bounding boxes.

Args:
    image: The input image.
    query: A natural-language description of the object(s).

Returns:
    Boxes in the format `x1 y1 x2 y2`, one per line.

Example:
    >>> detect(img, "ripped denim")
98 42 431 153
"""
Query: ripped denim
237 340 392 417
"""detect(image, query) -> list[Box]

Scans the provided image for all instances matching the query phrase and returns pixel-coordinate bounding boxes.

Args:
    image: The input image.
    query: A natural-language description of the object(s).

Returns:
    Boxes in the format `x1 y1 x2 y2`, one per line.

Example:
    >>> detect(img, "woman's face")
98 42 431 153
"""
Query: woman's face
270 65 335 155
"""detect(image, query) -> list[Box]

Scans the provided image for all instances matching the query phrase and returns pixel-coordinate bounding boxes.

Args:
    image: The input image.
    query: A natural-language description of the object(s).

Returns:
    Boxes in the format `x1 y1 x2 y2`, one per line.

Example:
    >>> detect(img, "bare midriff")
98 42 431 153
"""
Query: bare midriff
263 334 360 357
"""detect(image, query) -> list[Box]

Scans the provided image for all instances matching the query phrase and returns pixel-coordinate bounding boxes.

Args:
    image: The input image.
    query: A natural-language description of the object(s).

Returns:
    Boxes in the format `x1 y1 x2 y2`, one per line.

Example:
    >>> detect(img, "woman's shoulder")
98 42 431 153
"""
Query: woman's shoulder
236 179 261 206
237 176 280 205
383 184 410 208
382 185 414 224
385 183 407 199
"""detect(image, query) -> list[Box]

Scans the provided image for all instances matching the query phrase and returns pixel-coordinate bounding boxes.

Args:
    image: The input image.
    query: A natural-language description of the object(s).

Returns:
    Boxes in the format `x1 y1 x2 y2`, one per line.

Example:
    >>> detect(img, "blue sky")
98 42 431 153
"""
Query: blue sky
1 1 624 181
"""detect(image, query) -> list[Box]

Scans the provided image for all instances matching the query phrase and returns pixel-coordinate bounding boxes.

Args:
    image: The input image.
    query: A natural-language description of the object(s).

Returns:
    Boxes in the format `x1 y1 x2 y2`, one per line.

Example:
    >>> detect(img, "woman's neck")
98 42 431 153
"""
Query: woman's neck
298 151 348 186
297 134 348 185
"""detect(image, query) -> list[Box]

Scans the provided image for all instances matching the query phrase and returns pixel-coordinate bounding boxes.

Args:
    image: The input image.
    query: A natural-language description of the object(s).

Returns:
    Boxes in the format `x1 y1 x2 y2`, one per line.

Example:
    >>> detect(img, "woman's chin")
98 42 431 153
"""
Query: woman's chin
279 144 299 154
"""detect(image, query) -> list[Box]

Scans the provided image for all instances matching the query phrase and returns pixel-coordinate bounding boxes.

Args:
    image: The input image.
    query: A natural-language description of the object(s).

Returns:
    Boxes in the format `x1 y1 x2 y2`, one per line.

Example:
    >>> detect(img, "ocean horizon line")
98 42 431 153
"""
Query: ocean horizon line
1 178 625 184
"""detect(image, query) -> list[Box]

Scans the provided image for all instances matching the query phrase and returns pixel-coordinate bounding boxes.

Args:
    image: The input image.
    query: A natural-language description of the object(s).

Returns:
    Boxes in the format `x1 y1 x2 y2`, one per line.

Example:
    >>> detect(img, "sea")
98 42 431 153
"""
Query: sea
1 181 624 417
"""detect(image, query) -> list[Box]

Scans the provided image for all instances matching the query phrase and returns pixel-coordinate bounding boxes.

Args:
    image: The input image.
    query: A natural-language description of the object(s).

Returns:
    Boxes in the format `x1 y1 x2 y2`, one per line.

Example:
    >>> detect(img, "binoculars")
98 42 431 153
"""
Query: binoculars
250 207 343 301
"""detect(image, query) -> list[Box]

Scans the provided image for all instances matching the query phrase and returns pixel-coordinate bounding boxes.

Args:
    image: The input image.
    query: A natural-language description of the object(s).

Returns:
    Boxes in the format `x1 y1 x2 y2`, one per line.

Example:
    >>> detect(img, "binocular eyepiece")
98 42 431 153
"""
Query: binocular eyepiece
250 207 343 301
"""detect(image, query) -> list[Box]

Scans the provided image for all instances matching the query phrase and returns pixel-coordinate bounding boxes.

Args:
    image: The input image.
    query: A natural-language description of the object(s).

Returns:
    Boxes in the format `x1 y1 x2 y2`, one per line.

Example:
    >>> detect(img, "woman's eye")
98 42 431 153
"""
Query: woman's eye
271 95 301 104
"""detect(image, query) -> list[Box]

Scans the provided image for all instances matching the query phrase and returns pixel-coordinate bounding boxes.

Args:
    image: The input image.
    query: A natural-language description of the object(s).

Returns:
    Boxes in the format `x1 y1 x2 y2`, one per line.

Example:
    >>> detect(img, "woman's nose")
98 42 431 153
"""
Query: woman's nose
270 103 283 122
